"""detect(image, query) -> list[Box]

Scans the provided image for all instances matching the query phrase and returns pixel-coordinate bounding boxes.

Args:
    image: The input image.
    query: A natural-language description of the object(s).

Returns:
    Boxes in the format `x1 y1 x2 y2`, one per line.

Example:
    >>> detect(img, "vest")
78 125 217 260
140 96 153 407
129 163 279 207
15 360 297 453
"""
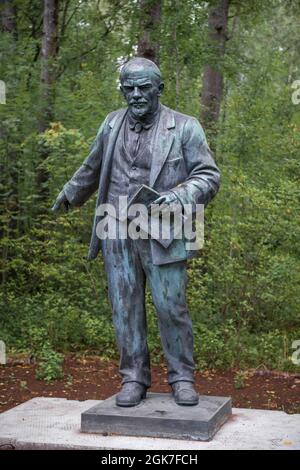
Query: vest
107 113 159 217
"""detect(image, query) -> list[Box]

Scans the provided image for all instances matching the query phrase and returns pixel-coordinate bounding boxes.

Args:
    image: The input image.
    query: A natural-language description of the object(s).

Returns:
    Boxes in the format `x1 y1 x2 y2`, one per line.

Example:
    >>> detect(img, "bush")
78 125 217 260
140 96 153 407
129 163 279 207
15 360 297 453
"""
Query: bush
35 343 64 383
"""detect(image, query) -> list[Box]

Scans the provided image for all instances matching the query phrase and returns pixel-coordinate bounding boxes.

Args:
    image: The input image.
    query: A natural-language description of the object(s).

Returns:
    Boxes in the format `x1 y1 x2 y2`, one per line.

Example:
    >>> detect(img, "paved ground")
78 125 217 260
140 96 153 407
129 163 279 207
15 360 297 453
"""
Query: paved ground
0 397 299 450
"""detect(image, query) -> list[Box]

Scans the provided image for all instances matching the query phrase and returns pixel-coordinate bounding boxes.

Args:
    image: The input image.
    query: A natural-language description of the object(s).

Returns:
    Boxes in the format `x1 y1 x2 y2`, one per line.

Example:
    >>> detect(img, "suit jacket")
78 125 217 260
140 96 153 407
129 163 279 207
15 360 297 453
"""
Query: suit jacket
63 104 221 265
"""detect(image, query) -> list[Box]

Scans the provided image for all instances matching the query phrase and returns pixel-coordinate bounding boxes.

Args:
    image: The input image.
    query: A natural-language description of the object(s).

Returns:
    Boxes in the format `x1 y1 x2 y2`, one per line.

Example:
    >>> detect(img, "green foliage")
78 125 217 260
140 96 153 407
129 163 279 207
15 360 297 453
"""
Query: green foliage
233 371 247 390
35 344 64 383
28 327 63 383
1 0 300 377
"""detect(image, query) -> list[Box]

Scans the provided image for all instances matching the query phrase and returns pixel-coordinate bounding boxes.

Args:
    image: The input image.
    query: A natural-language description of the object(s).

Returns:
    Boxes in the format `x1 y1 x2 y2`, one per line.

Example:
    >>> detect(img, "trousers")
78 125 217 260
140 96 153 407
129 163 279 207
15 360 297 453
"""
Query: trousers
102 237 195 387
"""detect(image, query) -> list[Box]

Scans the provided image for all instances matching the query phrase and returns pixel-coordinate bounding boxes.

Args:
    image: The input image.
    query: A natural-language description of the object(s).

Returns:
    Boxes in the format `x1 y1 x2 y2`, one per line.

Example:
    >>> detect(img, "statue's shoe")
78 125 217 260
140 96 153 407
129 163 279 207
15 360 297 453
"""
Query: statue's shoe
172 381 199 406
116 382 147 407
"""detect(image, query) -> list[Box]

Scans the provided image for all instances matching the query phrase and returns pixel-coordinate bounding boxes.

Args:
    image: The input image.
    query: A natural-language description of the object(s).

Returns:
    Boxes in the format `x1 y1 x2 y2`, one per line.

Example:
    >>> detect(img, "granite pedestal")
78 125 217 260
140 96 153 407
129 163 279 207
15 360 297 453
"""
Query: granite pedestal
81 393 232 441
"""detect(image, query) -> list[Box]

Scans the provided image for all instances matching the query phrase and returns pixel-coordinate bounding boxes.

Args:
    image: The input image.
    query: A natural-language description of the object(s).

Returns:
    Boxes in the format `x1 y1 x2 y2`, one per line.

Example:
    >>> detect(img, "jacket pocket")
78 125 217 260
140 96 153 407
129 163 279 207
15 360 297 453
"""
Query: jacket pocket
165 156 183 166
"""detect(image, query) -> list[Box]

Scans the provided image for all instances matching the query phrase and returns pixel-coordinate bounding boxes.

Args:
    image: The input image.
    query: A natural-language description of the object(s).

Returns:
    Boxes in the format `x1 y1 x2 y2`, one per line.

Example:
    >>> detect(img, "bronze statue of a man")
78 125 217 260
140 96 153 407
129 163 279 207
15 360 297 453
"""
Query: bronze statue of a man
53 58 220 407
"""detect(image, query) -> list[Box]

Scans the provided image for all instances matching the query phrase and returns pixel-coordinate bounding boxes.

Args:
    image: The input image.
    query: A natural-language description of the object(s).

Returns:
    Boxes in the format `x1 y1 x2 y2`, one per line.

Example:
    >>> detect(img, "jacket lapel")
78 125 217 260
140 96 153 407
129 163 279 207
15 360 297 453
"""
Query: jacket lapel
150 105 175 187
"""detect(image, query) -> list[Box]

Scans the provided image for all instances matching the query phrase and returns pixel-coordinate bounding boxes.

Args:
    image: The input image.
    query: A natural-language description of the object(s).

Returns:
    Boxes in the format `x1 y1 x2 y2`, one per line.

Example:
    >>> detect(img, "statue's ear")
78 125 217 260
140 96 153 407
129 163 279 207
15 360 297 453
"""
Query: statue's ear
158 82 164 96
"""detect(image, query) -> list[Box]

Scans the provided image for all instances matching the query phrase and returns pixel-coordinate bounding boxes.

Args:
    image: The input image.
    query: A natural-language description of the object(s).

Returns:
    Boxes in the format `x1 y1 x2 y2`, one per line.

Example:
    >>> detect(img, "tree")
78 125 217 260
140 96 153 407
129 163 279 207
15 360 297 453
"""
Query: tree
201 0 230 138
39 0 59 133
0 0 17 38
37 0 59 195
137 0 162 65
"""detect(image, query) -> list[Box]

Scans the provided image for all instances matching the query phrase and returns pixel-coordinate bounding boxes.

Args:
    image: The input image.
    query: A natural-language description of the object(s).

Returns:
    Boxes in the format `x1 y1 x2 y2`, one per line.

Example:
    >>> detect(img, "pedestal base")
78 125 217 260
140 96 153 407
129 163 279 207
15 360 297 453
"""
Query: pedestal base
81 392 232 441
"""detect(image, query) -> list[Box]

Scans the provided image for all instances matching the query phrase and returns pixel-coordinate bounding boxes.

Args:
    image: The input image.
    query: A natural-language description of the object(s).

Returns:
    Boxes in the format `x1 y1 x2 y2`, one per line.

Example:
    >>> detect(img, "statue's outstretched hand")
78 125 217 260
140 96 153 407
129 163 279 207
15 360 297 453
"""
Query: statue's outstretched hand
52 190 70 212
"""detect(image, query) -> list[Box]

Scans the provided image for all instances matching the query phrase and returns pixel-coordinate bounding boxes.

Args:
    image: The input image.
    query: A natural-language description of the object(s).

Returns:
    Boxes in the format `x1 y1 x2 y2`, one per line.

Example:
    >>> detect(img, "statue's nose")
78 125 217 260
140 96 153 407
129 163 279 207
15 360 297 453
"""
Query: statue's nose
132 86 142 99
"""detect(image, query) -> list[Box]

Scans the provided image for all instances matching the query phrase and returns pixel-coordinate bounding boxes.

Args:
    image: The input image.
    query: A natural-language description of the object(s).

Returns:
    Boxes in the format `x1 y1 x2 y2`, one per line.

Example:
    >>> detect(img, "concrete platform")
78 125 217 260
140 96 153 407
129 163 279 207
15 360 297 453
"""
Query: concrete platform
81 393 232 441
0 397 299 450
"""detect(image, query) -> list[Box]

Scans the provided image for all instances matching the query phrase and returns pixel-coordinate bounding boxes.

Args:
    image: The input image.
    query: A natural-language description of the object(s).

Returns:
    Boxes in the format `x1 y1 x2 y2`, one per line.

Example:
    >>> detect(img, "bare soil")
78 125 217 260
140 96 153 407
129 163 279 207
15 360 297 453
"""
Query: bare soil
1 355 300 414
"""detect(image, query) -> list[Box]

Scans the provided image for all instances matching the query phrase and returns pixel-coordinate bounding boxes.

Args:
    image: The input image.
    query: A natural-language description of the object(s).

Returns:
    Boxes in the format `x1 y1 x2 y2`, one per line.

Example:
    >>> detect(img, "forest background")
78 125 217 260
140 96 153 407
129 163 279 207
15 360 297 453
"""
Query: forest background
1 0 300 381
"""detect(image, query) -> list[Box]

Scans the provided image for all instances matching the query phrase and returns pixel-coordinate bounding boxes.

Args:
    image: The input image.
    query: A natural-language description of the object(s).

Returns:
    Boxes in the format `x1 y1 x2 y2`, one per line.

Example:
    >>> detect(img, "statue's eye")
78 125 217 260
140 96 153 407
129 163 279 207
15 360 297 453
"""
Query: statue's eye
123 86 134 92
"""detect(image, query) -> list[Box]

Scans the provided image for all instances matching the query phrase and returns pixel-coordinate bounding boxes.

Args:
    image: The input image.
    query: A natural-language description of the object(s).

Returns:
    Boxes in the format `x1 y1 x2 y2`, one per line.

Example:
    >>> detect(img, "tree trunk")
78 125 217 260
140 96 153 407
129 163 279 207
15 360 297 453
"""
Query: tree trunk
137 0 162 65
0 1 18 283
37 0 59 195
38 0 59 133
201 0 230 137
0 0 17 38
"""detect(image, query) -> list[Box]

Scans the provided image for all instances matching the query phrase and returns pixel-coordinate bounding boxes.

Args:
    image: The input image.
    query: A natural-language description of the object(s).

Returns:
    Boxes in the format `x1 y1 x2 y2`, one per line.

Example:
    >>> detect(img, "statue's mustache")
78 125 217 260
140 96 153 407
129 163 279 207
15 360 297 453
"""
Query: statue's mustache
129 99 148 105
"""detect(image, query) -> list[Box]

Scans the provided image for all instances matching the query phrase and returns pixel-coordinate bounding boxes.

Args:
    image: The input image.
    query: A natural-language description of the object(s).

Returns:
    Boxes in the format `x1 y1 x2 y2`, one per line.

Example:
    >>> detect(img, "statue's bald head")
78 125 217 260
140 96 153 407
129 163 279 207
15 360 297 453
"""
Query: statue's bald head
120 57 162 85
